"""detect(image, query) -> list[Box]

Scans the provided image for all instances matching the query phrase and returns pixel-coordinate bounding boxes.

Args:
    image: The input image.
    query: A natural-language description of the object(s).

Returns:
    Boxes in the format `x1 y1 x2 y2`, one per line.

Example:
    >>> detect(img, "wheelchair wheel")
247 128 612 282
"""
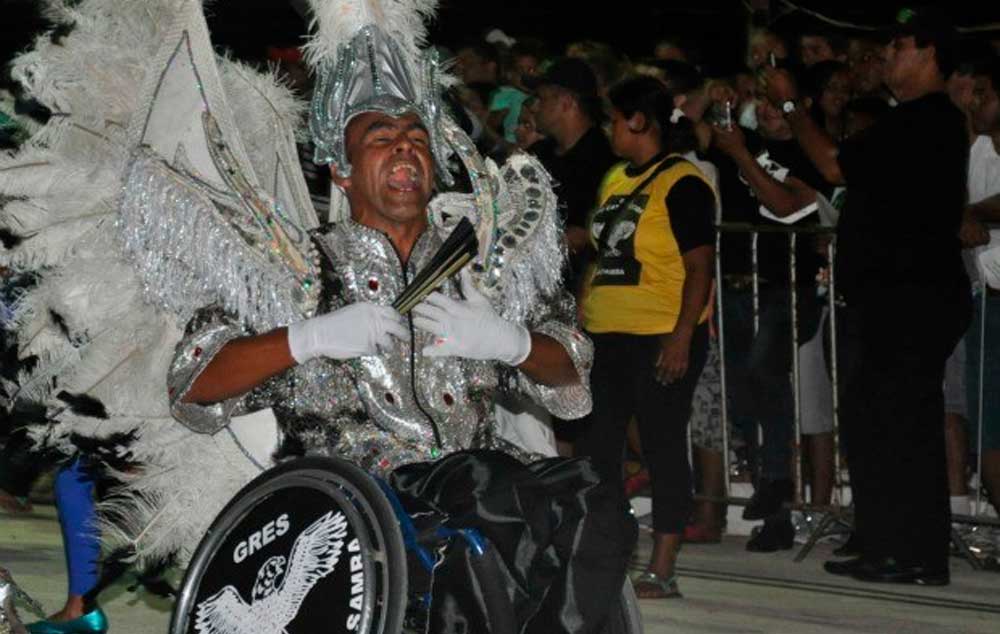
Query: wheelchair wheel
170 456 407 634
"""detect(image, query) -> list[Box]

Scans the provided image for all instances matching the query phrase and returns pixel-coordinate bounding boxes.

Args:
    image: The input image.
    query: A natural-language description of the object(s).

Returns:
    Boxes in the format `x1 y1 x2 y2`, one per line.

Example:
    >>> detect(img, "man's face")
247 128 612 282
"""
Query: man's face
534 84 569 136
515 101 544 149
455 48 496 85
848 39 885 96
800 36 836 67
819 70 852 119
756 99 792 139
510 54 540 89
948 71 976 114
972 75 1000 135
333 112 434 229
734 73 757 109
748 32 788 70
883 35 934 96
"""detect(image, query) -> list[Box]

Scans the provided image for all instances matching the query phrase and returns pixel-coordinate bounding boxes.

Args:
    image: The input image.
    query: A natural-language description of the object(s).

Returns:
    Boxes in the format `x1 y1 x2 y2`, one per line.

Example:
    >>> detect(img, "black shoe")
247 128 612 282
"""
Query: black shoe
849 557 950 586
746 519 794 553
742 479 794 520
833 533 862 558
823 556 866 576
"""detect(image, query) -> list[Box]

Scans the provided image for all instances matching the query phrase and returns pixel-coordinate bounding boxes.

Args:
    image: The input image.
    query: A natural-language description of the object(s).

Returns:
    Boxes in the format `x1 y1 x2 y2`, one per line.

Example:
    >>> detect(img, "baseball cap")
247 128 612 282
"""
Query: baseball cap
523 57 600 99
891 6 959 75
892 7 958 49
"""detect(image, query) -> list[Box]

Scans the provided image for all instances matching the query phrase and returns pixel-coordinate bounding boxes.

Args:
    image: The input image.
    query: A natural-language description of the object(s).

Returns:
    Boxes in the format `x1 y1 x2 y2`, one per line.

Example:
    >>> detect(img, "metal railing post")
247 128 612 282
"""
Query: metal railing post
827 238 843 508
790 233 803 505
975 287 987 517
751 232 763 473
715 229 732 495
751 232 760 336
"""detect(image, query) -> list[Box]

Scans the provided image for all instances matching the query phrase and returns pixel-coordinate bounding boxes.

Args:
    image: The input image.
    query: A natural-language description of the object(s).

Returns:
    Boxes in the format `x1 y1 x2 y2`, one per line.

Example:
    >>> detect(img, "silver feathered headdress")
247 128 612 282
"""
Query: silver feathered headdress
303 1 568 328
306 0 455 184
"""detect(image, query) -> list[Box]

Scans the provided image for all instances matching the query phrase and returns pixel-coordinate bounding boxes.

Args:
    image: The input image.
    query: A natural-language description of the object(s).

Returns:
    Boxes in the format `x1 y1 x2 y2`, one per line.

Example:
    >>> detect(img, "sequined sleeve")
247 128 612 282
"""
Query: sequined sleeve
515 293 594 420
169 306 252 434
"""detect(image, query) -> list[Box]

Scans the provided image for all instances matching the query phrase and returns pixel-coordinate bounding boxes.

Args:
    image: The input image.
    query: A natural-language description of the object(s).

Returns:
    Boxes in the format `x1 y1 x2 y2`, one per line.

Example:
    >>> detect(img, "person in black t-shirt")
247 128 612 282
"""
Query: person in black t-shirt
527 58 617 452
527 58 616 289
711 97 830 553
765 8 971 586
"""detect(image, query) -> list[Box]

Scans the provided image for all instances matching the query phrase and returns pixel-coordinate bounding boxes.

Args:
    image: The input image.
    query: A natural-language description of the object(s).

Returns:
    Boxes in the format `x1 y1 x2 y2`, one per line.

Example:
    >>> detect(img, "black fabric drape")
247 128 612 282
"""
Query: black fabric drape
390 450 637 634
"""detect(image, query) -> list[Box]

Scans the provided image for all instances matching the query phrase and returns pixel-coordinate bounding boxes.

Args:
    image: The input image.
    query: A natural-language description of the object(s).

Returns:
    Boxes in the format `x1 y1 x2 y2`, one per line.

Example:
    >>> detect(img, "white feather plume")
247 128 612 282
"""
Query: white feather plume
303 0 439 67
1 0 313 568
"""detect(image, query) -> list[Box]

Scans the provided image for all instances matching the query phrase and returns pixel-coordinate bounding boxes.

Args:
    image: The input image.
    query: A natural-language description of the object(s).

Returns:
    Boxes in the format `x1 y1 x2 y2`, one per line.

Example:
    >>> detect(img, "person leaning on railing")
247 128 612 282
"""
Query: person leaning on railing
709 90 832 554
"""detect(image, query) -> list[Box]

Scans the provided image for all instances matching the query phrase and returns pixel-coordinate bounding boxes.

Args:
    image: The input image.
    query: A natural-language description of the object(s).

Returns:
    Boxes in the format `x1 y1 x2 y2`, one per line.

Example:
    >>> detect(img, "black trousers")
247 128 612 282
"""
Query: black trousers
838 287 971 569
576 325 710 533
724 285 822 482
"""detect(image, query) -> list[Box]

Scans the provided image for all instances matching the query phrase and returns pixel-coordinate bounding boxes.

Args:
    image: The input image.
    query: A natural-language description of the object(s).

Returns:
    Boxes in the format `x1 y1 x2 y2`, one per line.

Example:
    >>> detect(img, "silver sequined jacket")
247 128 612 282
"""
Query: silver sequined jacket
167 220 593 475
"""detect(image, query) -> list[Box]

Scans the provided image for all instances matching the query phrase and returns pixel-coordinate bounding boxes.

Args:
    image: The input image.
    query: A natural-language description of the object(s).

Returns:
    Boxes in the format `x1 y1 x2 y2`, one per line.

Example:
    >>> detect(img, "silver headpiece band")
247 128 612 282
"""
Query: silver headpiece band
309 25 455 186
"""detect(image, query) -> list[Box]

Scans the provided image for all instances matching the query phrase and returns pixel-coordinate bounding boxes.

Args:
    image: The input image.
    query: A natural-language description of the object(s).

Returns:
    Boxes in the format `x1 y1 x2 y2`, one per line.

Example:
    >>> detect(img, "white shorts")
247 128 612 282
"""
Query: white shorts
800 308 834 435
944 337 967 418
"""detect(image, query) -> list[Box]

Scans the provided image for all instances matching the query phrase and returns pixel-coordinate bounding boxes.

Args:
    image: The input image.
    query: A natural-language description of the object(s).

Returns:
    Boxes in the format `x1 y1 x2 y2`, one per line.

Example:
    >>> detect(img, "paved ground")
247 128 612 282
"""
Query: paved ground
3 506 999 633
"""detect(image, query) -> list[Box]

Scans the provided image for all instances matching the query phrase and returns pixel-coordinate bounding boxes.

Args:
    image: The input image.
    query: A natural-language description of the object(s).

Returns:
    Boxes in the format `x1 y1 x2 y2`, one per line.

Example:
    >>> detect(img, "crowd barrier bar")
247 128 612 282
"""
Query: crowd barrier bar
702 222 998 569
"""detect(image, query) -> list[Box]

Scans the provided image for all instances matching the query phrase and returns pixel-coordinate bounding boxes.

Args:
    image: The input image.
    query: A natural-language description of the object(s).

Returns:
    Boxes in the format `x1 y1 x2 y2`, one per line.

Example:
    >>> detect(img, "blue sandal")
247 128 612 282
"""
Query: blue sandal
26 608 108 634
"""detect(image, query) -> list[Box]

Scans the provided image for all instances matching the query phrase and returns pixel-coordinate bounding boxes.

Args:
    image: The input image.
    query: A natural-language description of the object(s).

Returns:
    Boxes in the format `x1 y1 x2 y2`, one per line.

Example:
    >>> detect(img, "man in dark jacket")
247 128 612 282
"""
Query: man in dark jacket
765 8 970 585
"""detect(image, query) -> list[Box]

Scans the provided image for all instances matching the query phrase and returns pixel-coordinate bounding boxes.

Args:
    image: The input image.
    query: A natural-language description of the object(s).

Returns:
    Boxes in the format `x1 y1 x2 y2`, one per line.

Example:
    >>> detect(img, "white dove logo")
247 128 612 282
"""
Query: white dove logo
592 218 638 257
194 510 350 634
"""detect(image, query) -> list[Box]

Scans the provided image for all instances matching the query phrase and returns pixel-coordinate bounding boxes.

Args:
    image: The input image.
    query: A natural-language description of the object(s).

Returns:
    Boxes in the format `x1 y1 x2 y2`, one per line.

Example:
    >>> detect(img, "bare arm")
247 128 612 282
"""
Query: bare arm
732 147 817 216
656 245 714 384
515 333 581 388
182 328 295 404
960 193 1000 248
676 245 715 336
762 68 846 185
712 125 817 216
969 192 1000 223
786 108 845 185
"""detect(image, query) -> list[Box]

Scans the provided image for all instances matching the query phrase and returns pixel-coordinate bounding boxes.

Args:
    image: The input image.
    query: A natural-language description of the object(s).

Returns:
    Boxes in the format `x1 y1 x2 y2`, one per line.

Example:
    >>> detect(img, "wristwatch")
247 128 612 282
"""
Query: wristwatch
782 100 797 115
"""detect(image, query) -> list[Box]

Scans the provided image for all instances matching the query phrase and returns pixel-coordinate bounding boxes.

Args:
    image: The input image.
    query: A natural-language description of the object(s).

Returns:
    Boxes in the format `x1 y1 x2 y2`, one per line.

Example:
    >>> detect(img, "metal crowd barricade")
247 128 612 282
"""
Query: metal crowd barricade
705 221 1000 570
952 287 1000 570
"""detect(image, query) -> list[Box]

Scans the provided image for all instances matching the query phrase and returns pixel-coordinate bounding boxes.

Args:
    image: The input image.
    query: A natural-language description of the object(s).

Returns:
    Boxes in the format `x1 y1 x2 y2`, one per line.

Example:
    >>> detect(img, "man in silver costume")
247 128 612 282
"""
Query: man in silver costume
165 17 636 632
168 113 636 634
168 108 593 476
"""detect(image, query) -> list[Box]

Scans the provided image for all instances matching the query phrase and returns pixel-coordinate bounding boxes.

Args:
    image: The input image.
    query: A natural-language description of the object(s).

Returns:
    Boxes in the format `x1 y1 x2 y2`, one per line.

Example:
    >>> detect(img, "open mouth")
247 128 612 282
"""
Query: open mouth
387 162 422 193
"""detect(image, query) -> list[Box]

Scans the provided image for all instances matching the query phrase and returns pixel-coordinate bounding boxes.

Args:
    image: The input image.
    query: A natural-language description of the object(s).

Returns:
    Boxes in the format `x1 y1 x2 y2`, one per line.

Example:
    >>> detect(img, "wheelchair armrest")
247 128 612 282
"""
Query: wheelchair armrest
374 478 487 571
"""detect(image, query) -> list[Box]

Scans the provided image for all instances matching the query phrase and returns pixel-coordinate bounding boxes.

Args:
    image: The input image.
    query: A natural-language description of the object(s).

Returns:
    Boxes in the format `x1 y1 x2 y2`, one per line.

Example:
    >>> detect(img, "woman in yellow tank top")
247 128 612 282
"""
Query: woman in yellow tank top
575 75 716 599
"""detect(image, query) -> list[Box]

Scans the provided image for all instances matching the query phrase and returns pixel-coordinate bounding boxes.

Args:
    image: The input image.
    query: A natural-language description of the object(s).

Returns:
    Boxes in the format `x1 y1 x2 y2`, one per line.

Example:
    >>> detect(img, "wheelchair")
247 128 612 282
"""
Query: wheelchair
169 455 643 633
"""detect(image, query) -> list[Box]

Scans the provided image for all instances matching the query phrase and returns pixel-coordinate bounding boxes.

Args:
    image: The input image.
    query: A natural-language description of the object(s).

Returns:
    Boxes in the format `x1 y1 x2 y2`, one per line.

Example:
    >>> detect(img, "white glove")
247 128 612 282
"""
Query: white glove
413 270 531 365
287 303 408 363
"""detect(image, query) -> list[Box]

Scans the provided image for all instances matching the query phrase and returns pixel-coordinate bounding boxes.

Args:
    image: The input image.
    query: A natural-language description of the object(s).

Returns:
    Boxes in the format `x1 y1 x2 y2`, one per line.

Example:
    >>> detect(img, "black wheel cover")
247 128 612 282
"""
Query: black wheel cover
170 456 407 634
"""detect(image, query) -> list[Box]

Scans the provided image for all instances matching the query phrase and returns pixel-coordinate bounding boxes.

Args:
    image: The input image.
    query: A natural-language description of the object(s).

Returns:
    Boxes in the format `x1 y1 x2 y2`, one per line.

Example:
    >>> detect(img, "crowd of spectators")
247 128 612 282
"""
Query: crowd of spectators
428 6 1000 590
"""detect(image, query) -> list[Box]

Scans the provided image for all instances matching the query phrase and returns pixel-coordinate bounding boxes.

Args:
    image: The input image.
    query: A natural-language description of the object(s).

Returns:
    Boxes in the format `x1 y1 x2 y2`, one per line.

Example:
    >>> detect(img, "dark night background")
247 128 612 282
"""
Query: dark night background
2 1 1000 76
